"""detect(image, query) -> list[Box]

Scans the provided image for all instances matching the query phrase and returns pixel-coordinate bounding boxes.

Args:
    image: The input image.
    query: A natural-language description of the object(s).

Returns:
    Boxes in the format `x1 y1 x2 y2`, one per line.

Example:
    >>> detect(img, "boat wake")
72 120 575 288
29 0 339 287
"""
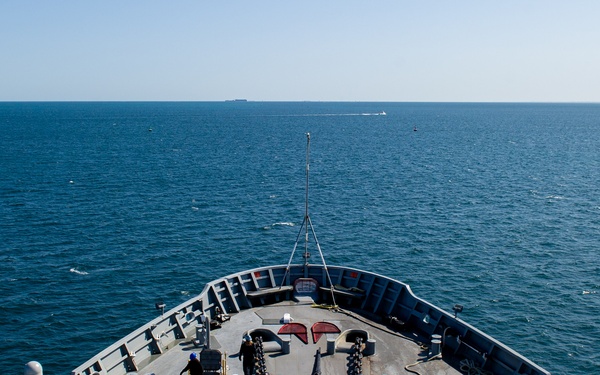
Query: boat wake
263 222 295 230
69 268 89 275
264 112 386 117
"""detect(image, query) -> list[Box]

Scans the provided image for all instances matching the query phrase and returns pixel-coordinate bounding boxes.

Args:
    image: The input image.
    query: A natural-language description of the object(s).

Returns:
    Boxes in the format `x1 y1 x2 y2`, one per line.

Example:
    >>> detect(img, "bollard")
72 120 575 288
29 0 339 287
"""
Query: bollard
195 324 206 347
327 337 336 355
282 336 291 354
364 339 376 356
430 334 442 357
429 339 442 357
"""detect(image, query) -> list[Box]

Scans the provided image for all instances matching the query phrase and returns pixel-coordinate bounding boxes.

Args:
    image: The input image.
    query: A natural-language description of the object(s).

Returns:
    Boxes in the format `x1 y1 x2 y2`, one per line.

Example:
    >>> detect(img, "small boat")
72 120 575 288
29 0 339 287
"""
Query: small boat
379 111 386 115
63 134 550 375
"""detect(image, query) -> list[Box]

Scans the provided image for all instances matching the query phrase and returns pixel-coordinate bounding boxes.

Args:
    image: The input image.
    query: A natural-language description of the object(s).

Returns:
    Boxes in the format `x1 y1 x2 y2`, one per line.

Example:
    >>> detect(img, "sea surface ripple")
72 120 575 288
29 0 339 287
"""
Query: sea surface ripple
1 102 599 375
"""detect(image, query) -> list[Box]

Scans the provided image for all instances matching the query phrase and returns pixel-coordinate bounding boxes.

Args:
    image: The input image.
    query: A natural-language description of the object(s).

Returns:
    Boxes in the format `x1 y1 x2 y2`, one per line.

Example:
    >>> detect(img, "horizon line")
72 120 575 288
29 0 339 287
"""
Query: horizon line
1 100 599 104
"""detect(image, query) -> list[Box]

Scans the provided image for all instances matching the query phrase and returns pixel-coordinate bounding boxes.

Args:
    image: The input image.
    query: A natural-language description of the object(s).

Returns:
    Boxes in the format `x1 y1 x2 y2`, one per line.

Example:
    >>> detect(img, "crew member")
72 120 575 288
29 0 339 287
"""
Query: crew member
180 352 203 375
238 334 256 375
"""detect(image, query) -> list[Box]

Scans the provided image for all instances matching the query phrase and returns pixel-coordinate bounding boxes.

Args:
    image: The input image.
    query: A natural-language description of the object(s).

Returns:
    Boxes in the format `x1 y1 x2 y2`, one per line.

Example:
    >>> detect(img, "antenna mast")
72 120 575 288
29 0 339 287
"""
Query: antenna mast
282 134 337 306
304 133 311 266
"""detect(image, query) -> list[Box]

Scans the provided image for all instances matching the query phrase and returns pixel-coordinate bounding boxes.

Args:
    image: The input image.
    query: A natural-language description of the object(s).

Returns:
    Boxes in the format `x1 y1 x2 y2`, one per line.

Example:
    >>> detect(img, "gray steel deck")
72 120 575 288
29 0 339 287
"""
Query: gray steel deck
143 300 461 375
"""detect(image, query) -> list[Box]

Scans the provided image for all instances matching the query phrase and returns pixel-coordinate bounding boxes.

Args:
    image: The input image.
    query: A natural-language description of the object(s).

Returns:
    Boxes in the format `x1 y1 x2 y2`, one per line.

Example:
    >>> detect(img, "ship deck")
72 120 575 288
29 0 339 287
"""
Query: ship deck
142 299 462 375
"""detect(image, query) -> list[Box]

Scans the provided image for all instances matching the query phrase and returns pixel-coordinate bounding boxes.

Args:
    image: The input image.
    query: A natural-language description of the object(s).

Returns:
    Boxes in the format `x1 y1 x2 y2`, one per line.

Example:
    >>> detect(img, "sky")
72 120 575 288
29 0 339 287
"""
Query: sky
1 1 599 102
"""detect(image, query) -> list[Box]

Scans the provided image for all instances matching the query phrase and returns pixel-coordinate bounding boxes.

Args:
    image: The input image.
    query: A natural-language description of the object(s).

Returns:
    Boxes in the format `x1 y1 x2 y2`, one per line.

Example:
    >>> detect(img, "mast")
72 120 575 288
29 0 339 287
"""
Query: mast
280 134 337 306
303 133 311 268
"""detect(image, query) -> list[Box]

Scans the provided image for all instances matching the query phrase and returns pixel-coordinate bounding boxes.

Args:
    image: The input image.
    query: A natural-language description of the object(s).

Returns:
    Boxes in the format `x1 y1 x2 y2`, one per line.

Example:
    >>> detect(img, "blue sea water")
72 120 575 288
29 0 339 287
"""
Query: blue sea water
1 102 599 375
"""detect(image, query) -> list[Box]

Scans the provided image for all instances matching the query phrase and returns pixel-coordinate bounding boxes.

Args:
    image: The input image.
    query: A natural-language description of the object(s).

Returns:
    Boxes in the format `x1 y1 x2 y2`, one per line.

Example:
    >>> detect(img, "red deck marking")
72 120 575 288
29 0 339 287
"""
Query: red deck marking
278 323 308 344
311 321 341 343
350 272 358 278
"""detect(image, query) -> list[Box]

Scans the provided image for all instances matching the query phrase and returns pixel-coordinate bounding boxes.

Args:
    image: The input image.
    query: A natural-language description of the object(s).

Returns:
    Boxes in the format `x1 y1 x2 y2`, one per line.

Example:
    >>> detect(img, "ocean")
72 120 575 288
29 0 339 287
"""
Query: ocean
1 102 598 375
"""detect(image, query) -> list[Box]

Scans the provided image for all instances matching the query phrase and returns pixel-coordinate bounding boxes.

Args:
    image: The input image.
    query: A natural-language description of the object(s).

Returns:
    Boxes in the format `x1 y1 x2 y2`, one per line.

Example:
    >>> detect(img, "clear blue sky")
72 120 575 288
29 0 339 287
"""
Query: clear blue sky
1 1 598 102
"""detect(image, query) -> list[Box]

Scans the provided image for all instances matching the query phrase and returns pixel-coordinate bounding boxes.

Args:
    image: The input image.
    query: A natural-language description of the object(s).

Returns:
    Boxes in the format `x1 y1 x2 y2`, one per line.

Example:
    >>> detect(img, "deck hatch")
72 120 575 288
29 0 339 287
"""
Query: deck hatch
311 322 341 343
278 322 309 344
